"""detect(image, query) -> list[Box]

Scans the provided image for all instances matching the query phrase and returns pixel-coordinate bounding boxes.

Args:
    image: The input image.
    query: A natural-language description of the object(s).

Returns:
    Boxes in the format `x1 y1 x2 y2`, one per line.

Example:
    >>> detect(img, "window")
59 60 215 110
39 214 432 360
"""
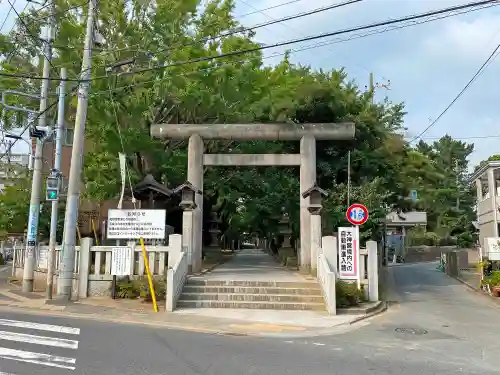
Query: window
64 128 74 146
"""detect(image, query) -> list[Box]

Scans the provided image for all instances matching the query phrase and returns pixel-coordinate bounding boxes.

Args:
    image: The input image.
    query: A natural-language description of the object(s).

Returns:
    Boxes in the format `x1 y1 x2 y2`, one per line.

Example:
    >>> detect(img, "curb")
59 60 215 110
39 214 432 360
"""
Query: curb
447 274 500 308
0 303 245 336
348 300 388 325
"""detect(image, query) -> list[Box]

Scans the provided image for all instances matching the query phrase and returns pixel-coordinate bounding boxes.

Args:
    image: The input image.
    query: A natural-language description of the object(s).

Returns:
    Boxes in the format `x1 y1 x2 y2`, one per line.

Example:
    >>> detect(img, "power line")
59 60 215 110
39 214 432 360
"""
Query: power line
36 0 305 53
235 0 305 18
408 41 500 143
2 0 497 83
47 0 363 55
31 0 91 23
93 5 455 98
5 0 60 74
0 86 77 161
0 0 16 32
417 134 500 141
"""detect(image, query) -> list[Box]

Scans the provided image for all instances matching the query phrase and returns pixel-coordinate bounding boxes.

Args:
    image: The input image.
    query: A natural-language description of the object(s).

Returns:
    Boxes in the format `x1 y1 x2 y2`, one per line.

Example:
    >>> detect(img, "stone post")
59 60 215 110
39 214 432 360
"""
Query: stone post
182 210 194 270
187 134 204 273
299 135 316 273
366 240 379 302
310 213 322 272
77 237 93 299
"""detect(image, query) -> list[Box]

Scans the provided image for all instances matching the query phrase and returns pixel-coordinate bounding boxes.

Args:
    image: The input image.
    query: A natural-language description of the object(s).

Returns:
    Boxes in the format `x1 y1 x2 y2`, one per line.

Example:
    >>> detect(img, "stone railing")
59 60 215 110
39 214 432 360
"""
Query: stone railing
317 250 336 314
12 234 183 299
166 250 188 312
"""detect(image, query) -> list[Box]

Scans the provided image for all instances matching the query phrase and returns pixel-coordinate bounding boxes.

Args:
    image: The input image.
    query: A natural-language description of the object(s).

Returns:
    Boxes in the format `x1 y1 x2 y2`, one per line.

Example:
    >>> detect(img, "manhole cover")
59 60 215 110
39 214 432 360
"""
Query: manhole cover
395 327 428 335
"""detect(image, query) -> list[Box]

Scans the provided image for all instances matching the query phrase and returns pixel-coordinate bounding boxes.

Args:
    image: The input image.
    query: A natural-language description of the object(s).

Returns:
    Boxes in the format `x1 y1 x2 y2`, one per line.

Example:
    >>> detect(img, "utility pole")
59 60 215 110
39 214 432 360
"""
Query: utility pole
22 5 55 293
46 68 66 300
57 0 96 300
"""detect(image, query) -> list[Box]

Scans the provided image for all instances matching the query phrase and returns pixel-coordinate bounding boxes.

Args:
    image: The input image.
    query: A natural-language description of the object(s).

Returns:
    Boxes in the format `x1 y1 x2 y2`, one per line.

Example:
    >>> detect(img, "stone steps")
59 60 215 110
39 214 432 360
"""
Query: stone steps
177 279 326 311
182 285 322 295
186 279 319 288
180 292 324 303
176 300 326 310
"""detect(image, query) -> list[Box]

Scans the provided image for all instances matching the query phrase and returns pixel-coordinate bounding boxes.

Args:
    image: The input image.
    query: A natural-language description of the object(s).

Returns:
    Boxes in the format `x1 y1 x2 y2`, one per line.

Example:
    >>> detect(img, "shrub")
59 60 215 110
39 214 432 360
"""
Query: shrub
114 278 141 299
457 232 473 248
482 270 500 287
336 280 365 308
113 277 166 301
139 278 166 302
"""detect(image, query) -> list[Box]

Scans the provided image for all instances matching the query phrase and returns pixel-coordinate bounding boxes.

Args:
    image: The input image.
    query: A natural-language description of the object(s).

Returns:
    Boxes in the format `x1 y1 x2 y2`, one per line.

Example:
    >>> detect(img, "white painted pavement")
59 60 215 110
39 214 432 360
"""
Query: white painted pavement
0 318 80 372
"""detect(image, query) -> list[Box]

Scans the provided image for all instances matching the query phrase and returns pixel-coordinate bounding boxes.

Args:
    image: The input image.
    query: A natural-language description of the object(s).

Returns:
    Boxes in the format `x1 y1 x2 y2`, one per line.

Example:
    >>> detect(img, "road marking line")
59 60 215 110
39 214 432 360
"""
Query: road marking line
0 347 76 370
0 372 18 375
0 319 80 335
0 266 9 273
0 330 79 349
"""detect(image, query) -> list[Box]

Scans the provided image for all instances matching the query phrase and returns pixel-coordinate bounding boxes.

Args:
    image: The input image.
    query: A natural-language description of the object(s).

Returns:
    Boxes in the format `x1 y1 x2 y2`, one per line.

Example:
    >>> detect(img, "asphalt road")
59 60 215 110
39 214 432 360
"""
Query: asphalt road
0 262 499 375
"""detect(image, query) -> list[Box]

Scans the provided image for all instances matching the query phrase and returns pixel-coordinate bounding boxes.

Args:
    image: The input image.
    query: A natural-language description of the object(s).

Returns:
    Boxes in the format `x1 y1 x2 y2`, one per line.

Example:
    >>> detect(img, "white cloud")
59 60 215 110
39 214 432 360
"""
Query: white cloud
420 14 500 63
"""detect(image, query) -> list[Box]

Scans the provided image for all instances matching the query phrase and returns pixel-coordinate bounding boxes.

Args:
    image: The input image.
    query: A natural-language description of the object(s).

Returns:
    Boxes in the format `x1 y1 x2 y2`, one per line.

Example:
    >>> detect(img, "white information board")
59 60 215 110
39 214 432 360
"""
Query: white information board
338 226 360 280
107 209 166 239
485 237 500 261
111 247 133 276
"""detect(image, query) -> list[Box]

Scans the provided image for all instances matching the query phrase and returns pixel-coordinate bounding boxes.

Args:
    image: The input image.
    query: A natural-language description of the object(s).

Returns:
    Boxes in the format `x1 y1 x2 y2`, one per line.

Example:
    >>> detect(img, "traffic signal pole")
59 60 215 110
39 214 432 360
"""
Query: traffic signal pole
46 68 66 300
22 8 54 293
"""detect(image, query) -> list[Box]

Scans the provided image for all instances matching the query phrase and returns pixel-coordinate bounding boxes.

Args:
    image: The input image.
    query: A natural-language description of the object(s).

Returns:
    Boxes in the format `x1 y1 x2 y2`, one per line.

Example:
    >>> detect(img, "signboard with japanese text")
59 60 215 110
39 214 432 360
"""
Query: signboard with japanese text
111 247 133 276
107 209 166 239
338 227 360 280
485 237 500 261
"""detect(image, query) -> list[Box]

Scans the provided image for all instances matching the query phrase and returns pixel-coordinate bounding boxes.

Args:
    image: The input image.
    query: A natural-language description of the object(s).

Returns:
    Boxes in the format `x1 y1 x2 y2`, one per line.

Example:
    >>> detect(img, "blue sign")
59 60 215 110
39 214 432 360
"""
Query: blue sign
411 190 418 202
350 209 365 220
27 204 40 242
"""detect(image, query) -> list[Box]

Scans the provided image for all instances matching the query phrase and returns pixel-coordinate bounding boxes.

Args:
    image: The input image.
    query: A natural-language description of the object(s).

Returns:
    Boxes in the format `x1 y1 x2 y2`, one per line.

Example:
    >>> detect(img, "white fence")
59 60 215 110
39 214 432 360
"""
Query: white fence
316 236 379 315
11 234 185 299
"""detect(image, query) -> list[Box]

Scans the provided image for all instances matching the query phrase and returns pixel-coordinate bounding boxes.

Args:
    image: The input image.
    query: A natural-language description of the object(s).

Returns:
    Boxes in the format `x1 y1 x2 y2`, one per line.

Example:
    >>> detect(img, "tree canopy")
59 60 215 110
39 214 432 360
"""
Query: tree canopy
0 0 481 246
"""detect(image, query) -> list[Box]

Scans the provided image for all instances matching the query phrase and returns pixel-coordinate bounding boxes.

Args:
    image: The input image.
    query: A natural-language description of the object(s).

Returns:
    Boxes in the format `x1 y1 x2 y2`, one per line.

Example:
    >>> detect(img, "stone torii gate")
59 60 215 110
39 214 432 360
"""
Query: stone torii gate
150 123 355 274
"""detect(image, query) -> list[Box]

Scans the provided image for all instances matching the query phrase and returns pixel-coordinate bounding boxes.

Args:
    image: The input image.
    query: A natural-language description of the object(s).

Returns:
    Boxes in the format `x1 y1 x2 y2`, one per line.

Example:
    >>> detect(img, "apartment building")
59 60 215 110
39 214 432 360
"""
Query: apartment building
470 160 500 250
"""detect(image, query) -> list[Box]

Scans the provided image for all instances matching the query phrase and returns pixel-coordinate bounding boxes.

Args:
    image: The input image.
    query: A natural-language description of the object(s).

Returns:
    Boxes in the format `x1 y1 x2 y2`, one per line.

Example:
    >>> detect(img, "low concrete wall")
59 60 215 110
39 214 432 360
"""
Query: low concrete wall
405 246 478 266
14 268 78 298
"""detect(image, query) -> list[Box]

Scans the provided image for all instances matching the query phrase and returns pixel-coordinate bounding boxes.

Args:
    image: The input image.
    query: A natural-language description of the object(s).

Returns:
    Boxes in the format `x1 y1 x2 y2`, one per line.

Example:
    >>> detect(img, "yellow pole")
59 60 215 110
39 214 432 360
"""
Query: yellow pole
91 218 99 245
139 237 158 312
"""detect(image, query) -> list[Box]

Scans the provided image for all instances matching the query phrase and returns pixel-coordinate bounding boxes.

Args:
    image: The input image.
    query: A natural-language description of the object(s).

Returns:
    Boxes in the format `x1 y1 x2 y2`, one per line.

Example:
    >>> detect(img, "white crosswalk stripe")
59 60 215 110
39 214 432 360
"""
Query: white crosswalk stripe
0 318 80 371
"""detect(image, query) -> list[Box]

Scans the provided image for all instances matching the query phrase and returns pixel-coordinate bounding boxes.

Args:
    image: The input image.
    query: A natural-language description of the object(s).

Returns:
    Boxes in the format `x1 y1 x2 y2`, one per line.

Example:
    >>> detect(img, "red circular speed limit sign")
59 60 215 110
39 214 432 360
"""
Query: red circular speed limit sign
346 203 369 226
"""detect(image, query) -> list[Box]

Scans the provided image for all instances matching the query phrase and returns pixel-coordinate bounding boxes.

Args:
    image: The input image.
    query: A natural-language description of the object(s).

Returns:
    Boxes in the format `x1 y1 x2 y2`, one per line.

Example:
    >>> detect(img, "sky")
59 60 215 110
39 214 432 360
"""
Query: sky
1 0 500 167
